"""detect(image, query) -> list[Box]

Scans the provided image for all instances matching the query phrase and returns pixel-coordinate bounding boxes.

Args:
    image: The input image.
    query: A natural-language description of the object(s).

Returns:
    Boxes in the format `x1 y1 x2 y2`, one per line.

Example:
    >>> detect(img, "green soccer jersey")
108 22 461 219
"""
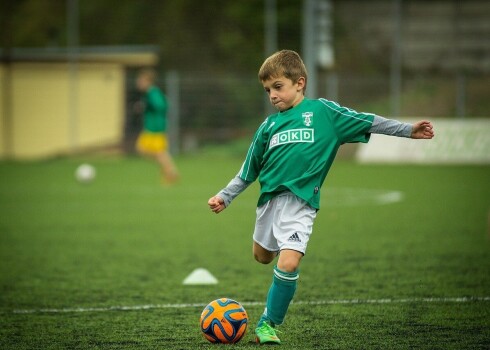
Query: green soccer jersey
143 86 168 132
239 98 374 209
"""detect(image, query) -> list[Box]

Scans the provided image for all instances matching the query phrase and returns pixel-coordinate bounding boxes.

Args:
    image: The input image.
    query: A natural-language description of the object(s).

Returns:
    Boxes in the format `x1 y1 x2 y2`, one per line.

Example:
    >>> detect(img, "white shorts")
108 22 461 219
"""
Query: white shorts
253 192 317 254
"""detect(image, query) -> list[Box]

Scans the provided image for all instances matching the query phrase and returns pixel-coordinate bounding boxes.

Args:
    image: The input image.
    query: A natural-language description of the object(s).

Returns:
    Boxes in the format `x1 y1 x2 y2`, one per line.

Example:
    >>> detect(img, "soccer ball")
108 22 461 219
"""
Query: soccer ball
75 164 96 183
200 298 248 344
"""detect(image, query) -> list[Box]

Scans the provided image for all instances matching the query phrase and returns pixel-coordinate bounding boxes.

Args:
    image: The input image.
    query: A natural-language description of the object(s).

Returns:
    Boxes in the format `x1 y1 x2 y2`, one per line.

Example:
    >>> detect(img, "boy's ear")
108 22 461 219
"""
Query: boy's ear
296 77 306 90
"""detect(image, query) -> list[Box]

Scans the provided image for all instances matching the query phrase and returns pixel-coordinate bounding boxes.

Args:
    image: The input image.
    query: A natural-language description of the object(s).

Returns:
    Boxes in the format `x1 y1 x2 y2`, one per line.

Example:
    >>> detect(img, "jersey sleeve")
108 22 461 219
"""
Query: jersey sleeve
238 119 268 182
320 99 374 144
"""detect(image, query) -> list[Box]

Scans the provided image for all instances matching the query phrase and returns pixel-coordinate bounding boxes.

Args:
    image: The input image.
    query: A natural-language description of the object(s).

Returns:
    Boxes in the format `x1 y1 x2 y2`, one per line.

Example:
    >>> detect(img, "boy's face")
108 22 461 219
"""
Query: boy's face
262 76 305 112
136 75 152 92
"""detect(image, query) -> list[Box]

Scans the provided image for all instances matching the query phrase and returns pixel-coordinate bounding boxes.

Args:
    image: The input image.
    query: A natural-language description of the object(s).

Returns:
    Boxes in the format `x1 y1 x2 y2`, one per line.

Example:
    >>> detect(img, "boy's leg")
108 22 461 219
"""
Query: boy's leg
156 151 179 183
258 249 302 326
253 194 315 343
256 250 302 344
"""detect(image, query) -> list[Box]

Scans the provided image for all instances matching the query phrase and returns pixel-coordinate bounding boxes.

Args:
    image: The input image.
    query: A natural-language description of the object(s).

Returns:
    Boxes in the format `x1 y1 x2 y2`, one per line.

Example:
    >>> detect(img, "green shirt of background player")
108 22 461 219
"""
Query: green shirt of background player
135 69 179 184
143 85 167 133
208 50 434 345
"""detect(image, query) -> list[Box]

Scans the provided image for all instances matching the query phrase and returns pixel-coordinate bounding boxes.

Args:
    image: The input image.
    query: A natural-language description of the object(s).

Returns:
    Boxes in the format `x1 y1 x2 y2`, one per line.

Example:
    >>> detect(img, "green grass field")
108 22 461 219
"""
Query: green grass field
1 152 489 349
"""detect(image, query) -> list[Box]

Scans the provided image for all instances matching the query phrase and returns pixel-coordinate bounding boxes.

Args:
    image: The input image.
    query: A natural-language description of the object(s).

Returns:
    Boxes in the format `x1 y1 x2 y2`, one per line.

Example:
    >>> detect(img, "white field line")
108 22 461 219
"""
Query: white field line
12 296 490 315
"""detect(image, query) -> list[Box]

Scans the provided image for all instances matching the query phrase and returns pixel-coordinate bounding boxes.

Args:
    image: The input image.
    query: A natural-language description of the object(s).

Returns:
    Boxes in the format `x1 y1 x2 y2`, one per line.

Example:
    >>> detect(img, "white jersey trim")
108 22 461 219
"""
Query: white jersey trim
240 119 268 180
319 98 373 124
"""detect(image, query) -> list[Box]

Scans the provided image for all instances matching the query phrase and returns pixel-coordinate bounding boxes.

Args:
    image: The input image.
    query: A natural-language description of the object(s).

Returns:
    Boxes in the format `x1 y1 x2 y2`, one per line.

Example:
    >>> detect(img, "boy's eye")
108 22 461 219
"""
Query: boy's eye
274 85 282 90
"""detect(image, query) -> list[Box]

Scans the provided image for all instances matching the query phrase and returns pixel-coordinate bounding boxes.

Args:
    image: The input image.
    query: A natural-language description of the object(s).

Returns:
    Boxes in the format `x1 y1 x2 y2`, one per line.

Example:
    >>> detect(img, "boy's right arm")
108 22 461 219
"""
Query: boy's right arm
208 176 252 214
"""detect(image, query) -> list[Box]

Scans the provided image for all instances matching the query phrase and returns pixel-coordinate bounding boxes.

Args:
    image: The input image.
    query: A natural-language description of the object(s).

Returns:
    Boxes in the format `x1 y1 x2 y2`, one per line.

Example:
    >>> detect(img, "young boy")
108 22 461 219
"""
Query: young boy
207 50 434 345
135 69 179 184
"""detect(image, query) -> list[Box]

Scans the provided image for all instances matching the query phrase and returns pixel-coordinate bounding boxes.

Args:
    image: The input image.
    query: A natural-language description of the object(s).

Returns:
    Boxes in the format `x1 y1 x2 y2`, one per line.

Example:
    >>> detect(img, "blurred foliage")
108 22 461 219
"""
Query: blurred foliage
0 0 65 47
1 0 301 72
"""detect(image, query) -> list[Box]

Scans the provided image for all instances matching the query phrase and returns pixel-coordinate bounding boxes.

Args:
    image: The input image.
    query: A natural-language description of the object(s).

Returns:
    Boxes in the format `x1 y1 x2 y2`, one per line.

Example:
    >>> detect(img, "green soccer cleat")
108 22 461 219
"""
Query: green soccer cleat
255 321 281 345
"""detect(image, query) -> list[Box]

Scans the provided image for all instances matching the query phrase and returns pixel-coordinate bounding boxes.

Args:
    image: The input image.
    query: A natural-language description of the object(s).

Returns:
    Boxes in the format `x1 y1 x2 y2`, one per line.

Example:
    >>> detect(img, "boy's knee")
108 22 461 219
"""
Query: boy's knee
253 242 277 265
277 259 299 273
277 250 303 272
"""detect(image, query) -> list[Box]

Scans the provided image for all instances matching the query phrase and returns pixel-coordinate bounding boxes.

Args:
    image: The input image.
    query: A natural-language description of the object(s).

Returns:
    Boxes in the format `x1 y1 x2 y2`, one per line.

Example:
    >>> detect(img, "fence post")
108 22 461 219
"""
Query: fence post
67 0 80 152
390 0 402 118
165 70 180 155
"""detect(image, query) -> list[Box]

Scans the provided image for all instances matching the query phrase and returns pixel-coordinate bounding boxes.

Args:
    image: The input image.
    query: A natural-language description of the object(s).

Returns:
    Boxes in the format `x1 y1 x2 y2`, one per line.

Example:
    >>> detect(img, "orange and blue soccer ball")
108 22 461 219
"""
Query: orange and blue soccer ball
200 298 248 344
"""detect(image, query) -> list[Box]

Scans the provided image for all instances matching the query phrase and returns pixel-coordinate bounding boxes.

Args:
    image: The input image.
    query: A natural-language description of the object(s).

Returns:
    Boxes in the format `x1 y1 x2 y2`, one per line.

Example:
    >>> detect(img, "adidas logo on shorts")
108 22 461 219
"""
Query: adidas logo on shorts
287 232 302 243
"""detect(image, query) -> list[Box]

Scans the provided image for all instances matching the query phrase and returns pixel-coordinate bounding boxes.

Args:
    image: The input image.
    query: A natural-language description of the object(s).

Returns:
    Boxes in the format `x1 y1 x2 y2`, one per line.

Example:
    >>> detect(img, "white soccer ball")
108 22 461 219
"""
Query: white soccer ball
75 164 96 183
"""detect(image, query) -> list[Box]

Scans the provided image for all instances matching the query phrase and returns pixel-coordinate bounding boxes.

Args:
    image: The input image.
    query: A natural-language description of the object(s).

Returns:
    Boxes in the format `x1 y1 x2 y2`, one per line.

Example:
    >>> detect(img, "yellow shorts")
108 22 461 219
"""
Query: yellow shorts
136 132 168 154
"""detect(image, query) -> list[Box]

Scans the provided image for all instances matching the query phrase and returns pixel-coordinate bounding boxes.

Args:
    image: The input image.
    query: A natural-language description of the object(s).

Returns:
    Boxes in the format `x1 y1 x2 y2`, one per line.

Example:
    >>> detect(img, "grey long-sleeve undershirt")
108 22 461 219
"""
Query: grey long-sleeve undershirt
216 115 412 206
370 115 412 138
217 176 251 207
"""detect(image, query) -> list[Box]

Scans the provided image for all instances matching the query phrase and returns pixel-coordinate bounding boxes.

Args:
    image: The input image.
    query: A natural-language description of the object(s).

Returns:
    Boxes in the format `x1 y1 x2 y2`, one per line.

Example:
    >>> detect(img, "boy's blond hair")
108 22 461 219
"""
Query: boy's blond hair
138 68 157 84
258 50 308 94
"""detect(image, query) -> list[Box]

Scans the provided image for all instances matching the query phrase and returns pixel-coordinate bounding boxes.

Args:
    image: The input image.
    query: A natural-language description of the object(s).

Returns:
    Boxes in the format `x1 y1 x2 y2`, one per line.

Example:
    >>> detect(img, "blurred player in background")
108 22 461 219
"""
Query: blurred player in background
135 69 179 184
208 50 434 345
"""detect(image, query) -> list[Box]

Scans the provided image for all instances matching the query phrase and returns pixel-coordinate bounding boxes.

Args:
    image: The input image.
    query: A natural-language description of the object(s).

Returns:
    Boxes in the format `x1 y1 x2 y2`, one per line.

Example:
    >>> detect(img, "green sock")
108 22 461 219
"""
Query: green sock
258 265 298 327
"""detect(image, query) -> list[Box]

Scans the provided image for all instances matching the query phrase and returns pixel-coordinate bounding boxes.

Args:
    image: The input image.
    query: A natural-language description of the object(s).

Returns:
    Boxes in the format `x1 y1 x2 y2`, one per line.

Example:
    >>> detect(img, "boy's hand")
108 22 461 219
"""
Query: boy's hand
411 120 434 139
208 196 226 214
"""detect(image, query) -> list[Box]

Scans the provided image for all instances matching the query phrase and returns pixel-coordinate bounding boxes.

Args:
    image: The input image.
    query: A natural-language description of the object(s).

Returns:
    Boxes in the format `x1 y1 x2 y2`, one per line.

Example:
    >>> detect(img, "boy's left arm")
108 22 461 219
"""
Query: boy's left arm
370 116 434 139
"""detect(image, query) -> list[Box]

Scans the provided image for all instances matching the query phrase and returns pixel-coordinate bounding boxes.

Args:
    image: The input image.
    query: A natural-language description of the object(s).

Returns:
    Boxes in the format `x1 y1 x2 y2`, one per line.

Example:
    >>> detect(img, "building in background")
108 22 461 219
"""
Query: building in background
0 47 158 159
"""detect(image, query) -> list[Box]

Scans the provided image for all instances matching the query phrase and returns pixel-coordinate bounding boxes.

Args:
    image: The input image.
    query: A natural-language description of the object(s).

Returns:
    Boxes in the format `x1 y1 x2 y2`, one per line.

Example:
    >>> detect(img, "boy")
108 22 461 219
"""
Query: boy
207 50 434 345
135 69 179 184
